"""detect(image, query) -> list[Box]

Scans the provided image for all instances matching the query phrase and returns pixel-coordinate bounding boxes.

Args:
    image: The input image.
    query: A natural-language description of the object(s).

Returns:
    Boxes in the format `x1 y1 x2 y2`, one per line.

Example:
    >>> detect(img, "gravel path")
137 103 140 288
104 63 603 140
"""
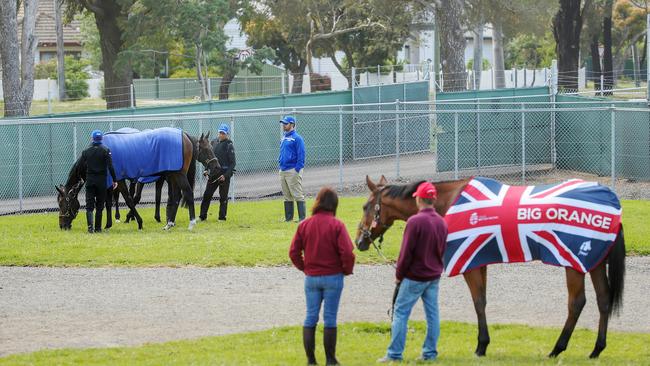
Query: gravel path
1 259 650 357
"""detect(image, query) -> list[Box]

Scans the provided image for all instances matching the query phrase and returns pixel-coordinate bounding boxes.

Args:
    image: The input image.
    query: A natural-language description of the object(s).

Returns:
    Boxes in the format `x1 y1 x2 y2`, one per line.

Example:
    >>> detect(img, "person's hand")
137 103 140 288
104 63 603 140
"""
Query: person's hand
112 182 118 190
217 175 225 182
395 279 402 285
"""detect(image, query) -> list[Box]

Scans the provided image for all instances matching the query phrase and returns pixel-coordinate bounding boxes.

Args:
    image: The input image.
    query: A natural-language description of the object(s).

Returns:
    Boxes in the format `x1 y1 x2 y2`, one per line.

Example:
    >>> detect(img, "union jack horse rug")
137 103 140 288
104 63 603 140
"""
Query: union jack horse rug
443 177 622 277
102 127 183 187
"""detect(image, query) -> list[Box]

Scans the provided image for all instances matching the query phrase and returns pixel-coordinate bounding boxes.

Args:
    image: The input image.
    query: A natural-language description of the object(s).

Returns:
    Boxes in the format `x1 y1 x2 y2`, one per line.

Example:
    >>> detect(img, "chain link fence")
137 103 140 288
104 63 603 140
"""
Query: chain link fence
1 101 650 215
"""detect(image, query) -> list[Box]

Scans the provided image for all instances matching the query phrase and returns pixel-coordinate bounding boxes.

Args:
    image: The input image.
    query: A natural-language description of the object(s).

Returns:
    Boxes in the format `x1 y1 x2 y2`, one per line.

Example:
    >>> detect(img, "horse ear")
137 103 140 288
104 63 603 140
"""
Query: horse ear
379 175 388 186
206 131 210 139
55 185 64 195
200 132 204 141
366 175 377 192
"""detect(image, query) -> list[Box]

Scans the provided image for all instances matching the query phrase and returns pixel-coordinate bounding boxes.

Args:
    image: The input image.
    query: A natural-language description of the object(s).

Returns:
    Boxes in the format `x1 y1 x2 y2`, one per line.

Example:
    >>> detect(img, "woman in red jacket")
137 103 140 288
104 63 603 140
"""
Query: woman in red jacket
290 187 356 366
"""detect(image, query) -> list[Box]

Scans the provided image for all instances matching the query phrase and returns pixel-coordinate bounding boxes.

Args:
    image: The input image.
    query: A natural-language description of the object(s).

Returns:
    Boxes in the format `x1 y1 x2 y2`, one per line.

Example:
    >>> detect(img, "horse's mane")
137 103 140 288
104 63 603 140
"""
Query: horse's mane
65 155 86 190
381 180 426 199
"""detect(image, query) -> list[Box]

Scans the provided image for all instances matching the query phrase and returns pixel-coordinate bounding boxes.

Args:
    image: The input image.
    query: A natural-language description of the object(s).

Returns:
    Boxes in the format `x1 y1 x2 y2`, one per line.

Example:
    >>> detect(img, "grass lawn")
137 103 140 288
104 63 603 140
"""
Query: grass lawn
0 198 648 267
1 321 648 365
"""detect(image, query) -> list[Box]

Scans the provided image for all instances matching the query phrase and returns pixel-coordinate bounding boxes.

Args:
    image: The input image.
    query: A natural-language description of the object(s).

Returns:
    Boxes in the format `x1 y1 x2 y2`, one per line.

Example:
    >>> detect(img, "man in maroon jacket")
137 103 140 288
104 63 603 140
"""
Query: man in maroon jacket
290 187 355 365
378 182 448 363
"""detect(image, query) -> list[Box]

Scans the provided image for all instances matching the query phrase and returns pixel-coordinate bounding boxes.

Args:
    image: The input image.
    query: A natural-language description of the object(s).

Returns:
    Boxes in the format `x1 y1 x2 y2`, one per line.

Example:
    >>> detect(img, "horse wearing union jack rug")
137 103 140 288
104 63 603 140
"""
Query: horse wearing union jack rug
356 176 625 359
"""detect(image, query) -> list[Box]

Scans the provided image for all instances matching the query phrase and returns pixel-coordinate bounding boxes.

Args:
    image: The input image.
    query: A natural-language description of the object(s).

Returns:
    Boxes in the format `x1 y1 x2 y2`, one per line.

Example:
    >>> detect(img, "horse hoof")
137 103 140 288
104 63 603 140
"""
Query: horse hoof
163 222 175 230
188 219 197 231
115 219 120 223
154 217 161 223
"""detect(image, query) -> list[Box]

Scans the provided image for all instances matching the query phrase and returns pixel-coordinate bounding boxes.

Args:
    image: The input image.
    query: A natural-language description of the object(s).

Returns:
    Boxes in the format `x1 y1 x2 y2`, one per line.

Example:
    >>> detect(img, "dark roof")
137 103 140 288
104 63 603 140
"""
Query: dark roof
18 2 82 46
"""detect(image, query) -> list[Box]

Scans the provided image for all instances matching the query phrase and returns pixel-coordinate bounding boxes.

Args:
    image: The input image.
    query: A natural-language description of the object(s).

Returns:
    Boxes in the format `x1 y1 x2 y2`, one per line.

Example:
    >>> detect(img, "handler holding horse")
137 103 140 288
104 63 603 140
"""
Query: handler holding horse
377 182 447 363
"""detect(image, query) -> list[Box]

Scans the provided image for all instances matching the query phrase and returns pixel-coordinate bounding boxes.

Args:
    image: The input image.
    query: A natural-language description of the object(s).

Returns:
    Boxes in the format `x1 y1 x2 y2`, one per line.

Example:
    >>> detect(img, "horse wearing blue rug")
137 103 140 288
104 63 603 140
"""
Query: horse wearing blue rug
57 127 202 231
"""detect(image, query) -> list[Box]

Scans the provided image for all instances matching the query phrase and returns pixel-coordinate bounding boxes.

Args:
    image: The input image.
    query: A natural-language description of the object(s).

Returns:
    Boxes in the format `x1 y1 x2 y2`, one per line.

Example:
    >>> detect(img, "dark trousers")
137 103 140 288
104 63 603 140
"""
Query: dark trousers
85 180 106 230
199 177 230 220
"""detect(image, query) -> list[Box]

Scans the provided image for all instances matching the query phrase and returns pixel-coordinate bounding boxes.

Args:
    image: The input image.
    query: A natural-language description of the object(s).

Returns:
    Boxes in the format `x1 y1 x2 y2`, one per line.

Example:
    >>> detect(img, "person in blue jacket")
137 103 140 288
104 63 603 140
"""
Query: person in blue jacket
278 115 306 222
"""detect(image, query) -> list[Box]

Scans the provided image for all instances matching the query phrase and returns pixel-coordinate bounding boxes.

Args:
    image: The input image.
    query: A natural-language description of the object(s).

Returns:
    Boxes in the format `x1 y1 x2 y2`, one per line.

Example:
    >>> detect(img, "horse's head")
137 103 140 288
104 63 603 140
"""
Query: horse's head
56 179 83 230
197 132 222 182
356 175 390 251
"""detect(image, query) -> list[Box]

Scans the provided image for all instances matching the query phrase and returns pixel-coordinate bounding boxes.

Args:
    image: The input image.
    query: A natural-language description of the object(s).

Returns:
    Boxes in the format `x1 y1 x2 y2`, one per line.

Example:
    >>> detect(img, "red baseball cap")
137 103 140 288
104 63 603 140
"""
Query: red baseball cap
412 182 437 199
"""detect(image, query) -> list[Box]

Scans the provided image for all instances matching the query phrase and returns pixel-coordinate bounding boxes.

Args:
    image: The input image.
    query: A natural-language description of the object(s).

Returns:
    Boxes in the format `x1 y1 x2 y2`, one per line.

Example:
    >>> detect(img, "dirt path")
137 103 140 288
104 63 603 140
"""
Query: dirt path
1 259 649 357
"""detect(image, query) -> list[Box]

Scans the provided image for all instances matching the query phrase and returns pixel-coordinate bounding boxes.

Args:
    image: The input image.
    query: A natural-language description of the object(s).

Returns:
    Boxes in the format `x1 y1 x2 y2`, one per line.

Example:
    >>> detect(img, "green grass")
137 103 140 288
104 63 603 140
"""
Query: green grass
0 198 648 267
1 321 648 365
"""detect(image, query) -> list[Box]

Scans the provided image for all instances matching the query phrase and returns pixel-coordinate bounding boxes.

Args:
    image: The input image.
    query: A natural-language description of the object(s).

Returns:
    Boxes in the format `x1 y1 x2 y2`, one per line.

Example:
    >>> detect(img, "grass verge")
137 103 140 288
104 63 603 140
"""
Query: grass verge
0 198 647 267
1 321 649 365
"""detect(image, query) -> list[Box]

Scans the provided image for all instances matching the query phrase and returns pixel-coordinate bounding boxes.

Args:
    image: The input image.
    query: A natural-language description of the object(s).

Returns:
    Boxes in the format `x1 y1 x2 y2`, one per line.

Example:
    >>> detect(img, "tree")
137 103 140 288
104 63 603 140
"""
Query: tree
603 0 614 94
437 0 467 91
553 0 592 91
54 0 66 101
64 0 133 109
240 0 310 93
0 0 39 117
215 47 274 99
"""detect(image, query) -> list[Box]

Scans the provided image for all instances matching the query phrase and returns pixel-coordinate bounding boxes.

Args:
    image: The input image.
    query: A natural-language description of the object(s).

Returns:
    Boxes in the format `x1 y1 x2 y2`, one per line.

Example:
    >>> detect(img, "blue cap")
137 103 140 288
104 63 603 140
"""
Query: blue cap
280 115 296 125
218 123 230 134
91 130 103 142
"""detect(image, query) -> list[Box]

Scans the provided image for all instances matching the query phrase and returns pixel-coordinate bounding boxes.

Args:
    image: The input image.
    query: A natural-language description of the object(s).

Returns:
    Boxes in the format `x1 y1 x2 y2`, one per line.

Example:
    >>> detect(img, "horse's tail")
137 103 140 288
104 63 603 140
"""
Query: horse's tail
608 224 626 316
180 133 198 208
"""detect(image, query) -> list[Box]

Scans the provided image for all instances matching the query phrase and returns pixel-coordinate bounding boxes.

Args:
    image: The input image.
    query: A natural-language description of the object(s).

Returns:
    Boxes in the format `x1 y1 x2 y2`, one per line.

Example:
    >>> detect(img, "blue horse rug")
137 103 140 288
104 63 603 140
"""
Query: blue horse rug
443 177 622 277
102 127 183 187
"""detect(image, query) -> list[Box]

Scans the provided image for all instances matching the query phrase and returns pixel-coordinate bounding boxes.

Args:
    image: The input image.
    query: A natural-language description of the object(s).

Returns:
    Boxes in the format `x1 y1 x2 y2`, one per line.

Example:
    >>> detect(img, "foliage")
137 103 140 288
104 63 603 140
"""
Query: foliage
32 56 90 100
0 198 648 267
466 58 491 71
2 321 649 365
78 11 102 71
505 33 556 69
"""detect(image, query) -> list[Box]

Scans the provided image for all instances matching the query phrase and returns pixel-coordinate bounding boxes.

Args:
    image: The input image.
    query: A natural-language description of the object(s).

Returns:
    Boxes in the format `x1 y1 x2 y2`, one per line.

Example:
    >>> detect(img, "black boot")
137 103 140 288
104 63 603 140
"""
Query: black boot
86 211 94 234
218 201 228 221
284 201 294 222
323 327 339 365
94 209 103 233
303 326 318 365
297 201 307 222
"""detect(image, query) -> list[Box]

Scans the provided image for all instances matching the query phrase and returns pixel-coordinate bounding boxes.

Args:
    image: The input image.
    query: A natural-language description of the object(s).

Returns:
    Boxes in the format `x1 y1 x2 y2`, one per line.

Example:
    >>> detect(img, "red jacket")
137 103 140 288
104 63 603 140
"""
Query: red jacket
289 211 356 276
396 208 448 282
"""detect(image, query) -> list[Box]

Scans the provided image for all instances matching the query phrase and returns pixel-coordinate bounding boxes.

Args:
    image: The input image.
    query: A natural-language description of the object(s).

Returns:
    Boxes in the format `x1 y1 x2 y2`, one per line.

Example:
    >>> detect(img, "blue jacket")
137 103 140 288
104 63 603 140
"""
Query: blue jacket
279 130 305 171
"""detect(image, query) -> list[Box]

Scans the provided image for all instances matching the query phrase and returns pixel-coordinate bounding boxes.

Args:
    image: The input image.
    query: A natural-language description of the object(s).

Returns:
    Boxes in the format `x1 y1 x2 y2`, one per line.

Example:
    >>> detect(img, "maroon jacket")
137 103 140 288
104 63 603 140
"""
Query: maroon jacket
396 208 448 282
289 211 356 276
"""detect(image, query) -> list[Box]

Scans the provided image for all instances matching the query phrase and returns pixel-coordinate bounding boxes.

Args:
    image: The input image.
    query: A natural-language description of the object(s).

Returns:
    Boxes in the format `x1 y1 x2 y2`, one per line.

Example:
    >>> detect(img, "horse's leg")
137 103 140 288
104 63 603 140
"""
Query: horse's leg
463 267 490 356
177 173 196 230
154 178 164 223
549 269 586 357
589 262 609 358
117 180 144 230
127 182 144 223
164 175 180 230
105 188 113 230
114 188 121 222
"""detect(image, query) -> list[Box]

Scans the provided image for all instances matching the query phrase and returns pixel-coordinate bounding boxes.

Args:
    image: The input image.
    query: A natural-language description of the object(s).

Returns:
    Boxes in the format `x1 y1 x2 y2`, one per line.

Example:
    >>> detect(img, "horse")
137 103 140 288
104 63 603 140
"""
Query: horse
356 175 626 359
56 128 213 231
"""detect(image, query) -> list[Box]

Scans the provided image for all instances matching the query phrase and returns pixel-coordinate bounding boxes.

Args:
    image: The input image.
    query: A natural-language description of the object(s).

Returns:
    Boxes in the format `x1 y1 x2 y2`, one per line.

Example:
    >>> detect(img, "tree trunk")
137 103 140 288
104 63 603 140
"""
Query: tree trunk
472 22 484 90
330 54 351 89
0 0 38 117
54 0 66 101
632 43 641 87
195 45 208 101
552 0 585 92
218 71 235 100
492 20 506 89
290 60 307 94
602 0 613 95
93 2 132 109
438 0 466 92
590 34 602 95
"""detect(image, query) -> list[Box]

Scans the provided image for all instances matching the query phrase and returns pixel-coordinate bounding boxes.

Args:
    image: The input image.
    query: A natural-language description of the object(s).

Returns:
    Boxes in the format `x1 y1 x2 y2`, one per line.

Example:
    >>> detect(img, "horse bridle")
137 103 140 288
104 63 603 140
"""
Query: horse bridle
358 189 391 246
201 157 221 184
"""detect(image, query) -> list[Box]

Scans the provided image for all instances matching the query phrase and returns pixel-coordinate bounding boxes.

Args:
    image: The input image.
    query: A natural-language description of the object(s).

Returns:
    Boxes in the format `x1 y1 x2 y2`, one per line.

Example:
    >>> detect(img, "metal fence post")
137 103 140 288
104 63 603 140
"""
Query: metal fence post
521 103 526 184
339 106 343 191
395 99 401 178
130 84 135 108
610 106 616 191
18 123 23 213
454 112 459 180
73 121 78 160
230 115 236 202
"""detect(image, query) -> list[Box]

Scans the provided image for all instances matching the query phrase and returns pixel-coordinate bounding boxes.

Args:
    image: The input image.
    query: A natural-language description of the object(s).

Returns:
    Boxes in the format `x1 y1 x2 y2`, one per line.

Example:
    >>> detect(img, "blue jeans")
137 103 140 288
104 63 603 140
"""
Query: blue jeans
385 278 440 361
304 273 344 328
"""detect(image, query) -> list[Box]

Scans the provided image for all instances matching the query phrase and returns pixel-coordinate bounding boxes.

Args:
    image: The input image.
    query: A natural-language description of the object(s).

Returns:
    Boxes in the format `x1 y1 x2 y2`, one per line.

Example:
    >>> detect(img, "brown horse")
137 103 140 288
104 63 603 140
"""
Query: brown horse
356 175 626 359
